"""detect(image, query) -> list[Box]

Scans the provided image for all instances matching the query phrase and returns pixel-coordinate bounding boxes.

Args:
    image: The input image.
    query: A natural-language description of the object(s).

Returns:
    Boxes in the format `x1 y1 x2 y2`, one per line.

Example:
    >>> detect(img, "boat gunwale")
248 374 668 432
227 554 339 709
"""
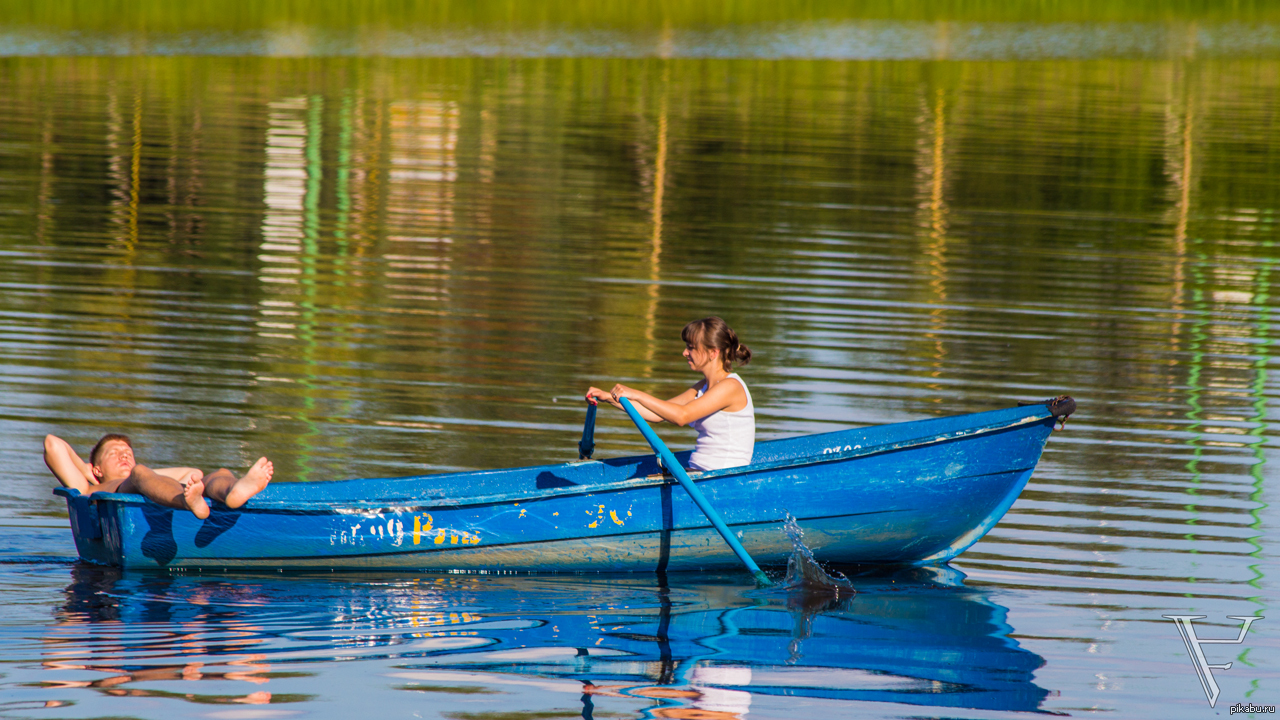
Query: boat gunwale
54 406 1054 514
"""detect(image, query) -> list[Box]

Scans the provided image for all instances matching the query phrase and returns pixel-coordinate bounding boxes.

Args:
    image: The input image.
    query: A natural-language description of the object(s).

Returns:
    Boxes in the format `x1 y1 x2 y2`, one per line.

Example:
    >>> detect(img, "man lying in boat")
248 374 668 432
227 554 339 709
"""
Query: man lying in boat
43 433 272 519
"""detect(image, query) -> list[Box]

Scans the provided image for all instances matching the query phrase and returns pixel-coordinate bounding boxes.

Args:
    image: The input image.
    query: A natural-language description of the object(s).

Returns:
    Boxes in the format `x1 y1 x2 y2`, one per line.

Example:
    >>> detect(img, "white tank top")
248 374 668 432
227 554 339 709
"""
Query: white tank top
687 373 755 471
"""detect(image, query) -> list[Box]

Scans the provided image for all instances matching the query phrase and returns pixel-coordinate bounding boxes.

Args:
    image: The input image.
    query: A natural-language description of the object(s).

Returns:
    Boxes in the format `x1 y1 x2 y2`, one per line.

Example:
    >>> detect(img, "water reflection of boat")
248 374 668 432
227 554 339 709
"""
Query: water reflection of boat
47 566 1049 715
56 400 1072 571
395 568 1049 714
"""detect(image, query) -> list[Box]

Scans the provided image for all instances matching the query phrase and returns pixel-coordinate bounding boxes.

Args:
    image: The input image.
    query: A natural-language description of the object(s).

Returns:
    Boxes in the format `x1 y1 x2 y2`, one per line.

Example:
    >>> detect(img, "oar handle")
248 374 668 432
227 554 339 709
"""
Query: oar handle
578 402 598 459
618 397 771 586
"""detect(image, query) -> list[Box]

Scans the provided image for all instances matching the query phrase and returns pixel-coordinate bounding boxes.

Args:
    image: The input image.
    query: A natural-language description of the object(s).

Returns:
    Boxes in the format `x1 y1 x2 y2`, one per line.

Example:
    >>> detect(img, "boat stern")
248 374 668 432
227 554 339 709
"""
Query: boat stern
54 488 121 566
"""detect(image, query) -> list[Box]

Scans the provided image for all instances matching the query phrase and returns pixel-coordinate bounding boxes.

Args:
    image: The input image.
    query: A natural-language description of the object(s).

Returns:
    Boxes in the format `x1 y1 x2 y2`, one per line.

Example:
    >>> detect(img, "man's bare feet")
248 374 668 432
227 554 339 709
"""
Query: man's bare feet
225 457 273 509
178 469 211 519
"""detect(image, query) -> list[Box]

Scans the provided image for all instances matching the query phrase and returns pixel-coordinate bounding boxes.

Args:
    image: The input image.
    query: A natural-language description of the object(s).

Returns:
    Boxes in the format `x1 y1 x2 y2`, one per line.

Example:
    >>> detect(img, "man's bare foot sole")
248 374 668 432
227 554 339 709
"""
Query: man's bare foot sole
225 457 273 509
180 470 211 519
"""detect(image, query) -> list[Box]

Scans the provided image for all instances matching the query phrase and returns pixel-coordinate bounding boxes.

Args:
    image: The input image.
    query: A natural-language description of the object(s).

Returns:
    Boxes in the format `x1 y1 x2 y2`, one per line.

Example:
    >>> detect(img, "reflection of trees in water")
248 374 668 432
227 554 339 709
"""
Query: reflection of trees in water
3 52 1277 479
10 1 1280 31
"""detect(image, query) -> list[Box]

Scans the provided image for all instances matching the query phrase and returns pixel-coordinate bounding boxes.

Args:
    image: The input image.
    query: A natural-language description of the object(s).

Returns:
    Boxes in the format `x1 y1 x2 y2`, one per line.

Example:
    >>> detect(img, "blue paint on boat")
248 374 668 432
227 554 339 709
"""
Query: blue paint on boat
55 402 1071 572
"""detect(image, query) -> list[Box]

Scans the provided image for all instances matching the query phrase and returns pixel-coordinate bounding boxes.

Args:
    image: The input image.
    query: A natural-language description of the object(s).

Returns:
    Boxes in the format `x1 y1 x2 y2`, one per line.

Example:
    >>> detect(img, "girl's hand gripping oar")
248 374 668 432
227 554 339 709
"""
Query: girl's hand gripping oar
618 397 772 587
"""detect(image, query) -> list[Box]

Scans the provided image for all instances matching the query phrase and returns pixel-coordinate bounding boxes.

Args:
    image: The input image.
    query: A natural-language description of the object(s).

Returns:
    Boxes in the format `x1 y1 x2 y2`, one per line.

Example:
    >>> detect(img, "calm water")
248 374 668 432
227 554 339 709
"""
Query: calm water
1 4 1278 718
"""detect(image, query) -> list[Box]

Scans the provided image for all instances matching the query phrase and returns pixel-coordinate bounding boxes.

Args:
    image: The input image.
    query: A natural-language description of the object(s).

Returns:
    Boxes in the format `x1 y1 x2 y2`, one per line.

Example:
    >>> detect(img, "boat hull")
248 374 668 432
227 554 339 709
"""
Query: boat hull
57 404 1062 572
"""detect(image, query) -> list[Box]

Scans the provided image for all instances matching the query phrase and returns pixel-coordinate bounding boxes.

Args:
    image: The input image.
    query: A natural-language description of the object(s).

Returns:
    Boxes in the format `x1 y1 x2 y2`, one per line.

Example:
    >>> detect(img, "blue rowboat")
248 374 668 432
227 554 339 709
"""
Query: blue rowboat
55 397 1074 572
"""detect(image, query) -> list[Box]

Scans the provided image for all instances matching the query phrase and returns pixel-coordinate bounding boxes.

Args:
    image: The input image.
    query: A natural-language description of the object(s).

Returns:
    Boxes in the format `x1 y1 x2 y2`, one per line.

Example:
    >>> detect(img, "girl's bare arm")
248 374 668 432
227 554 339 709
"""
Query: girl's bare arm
611 380 743 427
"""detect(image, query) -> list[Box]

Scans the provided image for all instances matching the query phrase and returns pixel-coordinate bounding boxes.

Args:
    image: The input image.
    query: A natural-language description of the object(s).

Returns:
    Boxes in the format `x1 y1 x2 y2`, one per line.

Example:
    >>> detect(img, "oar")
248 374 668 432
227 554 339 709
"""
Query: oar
578 402 598 459
618 397 772 587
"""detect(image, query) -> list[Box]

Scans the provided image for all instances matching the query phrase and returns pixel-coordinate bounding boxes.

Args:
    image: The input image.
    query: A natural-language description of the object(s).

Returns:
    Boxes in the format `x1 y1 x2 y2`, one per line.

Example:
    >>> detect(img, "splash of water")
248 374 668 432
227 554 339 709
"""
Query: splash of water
779 513 855 596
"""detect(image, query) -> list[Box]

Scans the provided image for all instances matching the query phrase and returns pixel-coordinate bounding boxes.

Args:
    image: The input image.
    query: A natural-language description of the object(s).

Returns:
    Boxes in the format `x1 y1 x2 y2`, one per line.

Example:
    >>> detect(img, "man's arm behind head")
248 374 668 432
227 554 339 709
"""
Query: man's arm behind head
43 434 95 493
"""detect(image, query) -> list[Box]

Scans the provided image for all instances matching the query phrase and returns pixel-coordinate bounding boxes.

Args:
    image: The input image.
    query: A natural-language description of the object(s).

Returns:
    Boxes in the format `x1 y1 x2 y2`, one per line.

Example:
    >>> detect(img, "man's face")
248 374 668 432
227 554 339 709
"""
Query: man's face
92 440 136 483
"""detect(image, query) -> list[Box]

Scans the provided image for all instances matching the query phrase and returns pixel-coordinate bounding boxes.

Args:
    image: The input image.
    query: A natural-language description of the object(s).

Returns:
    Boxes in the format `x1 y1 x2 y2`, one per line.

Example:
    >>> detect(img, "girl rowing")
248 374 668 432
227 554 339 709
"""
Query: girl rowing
585 316 755 471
